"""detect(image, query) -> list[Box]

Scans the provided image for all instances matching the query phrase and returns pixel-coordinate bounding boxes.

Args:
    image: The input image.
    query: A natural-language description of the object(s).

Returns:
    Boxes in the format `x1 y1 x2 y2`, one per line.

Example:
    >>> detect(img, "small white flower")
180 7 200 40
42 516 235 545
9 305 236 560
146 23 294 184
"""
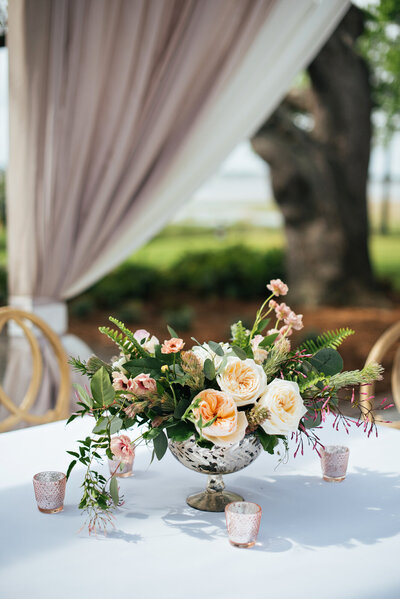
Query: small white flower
112 354 130 374
192 342 230 368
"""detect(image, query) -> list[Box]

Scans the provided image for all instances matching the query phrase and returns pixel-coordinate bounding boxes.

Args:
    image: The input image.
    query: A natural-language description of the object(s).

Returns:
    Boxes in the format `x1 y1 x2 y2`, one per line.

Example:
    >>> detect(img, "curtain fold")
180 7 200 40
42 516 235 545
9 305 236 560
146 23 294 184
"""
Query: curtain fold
7 0 350 305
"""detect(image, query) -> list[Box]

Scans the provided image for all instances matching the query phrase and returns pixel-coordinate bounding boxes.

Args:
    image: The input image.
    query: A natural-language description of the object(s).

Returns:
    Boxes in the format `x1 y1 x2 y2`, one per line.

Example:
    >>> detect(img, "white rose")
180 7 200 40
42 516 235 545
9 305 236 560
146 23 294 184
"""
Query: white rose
217 357 268 407
192 342 230 368
258 379 307 435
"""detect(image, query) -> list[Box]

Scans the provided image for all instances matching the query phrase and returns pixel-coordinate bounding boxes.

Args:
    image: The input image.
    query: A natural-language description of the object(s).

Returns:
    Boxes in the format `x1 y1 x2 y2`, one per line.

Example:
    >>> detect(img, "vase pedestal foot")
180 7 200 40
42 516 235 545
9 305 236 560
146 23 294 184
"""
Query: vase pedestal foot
186 474 244 512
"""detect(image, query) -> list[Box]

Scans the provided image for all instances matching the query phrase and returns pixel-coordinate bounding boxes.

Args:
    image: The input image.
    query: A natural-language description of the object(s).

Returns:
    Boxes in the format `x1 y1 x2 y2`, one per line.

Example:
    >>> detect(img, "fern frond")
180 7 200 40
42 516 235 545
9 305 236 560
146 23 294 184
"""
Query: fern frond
299 328 355 355
69 356 90 376
108 317 149 357
298 372 327 393
98 327 137 355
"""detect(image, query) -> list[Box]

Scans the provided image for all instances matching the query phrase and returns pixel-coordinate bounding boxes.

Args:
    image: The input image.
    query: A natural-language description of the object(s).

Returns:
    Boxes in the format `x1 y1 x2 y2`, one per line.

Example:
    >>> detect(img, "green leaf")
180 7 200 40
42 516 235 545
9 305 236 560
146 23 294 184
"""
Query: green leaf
73 383 93 408
203 358 216 380
92 416 108 434
259 333 279 347
109 416 123 435
153 430 168 460
174 398 191 419
110 477 119 506
309 348 343 376
208 341 224 356
256 318 271 334
90 367 115 407
66 413 79 425
255 428 279 454
66 460 77 480
125 357 161 369
167 421 194 442
167 325 179 338
231 345 247 360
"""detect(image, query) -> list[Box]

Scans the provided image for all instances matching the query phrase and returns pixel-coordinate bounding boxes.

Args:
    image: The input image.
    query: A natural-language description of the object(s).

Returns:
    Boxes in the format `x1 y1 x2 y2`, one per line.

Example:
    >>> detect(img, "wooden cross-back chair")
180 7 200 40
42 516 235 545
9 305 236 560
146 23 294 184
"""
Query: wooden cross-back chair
360 321 400 430
0 307 71 432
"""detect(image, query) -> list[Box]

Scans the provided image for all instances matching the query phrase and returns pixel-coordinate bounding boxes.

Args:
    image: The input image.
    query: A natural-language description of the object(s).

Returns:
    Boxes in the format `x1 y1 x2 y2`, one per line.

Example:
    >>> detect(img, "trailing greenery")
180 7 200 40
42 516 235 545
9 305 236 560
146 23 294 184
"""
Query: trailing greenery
299 328 355 355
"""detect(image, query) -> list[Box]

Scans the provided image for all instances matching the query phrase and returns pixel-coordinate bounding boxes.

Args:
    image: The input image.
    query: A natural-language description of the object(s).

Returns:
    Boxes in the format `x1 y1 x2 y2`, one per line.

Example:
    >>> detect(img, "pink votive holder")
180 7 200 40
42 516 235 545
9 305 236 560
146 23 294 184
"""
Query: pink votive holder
108 455 134 478
225 501 262 548
33 471 66 513
321 445 350 482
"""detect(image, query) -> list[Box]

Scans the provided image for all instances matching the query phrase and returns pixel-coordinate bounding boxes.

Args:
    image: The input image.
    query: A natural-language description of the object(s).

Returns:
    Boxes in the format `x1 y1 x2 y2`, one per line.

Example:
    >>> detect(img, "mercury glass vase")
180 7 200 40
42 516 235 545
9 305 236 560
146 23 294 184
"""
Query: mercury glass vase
168 434 262 512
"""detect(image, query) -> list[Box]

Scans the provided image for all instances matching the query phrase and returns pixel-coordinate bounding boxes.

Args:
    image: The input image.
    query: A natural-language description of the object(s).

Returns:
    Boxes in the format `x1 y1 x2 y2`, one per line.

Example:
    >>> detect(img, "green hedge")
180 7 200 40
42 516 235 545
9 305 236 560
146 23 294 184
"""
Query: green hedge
0 245 285 313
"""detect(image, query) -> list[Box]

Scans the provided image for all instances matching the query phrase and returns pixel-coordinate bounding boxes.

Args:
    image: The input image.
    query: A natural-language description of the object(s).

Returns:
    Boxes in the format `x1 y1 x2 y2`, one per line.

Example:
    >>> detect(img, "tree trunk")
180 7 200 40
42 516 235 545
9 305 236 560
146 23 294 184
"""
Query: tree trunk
251 7 378 306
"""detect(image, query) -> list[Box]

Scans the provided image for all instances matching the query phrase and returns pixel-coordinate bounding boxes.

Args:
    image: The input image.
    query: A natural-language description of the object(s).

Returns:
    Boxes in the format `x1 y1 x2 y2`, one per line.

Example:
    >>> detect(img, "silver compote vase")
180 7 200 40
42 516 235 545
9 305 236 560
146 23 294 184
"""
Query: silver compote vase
168 434 262 512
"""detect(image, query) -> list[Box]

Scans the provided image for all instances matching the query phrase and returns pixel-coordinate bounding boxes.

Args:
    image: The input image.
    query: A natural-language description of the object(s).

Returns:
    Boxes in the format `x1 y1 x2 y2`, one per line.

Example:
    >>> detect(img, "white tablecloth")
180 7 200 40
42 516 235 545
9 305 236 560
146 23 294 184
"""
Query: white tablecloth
1 416 400 599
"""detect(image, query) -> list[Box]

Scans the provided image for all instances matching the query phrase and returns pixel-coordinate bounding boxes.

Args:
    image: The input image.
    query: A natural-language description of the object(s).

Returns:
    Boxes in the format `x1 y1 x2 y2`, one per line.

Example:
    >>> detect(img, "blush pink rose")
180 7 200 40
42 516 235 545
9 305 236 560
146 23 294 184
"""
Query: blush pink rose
161 338 185 354
267 279 289 297
128 373 157 396
110 435 135 461
112 371 130 390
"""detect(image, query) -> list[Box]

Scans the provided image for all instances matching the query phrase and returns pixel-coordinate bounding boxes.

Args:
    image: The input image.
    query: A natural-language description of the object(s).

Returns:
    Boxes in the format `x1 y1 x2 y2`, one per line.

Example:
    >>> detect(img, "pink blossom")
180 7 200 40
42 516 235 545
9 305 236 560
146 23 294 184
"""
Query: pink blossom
112 371 130 390
134 329 151 343
268 299 278 310
128 373 157 396
161 337 185 354
278 324 293 338
250 335 269 364
284 311 304 331
275 302 291 320
110 435 135 461
266 328 279 337
267 279 289 297
134 329 159 353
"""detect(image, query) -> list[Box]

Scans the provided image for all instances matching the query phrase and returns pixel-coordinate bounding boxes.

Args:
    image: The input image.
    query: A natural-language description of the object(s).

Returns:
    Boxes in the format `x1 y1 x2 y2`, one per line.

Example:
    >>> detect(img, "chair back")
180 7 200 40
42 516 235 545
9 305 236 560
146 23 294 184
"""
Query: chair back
0 307 70 432
360 321 400 429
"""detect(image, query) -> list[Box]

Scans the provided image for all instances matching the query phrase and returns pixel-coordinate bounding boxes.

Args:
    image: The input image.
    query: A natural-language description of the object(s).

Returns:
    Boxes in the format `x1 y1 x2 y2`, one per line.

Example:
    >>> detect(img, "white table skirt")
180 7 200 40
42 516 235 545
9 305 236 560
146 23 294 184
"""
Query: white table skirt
1 415 400 599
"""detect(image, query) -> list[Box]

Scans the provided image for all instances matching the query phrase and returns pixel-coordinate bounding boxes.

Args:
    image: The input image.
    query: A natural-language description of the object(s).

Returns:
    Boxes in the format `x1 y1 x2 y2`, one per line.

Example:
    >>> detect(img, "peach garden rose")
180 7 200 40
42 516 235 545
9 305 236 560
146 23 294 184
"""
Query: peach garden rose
217 357 268 406
257 379 307 435
192 389 248 447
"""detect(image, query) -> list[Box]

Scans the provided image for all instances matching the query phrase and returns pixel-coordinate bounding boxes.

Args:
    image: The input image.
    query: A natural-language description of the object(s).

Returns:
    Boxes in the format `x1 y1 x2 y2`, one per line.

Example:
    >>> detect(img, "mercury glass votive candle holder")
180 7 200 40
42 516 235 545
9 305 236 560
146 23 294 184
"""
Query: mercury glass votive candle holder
321 445 350 482
33 471 66 513
108 455 134 478
225 501 262 548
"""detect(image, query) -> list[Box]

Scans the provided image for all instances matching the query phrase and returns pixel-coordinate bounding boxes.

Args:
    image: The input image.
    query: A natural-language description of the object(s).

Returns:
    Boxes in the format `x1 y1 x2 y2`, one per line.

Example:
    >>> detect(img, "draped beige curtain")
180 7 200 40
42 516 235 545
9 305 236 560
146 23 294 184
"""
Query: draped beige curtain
7 0 350 311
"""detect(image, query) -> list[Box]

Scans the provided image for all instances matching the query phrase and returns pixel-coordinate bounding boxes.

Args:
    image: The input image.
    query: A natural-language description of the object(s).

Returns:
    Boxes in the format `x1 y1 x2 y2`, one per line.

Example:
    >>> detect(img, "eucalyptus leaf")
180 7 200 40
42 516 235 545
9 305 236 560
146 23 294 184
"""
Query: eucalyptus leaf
207 341 224 356
309 348 343 376
90 367 115 407
231 345 247 360
110 477 119 506
203 358 216 380
167 325 179 338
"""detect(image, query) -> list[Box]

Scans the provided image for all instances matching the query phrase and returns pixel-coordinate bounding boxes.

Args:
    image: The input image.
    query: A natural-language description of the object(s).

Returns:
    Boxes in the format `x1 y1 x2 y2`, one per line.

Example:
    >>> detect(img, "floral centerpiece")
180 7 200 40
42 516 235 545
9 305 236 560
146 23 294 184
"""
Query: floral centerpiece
68 280 385 531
